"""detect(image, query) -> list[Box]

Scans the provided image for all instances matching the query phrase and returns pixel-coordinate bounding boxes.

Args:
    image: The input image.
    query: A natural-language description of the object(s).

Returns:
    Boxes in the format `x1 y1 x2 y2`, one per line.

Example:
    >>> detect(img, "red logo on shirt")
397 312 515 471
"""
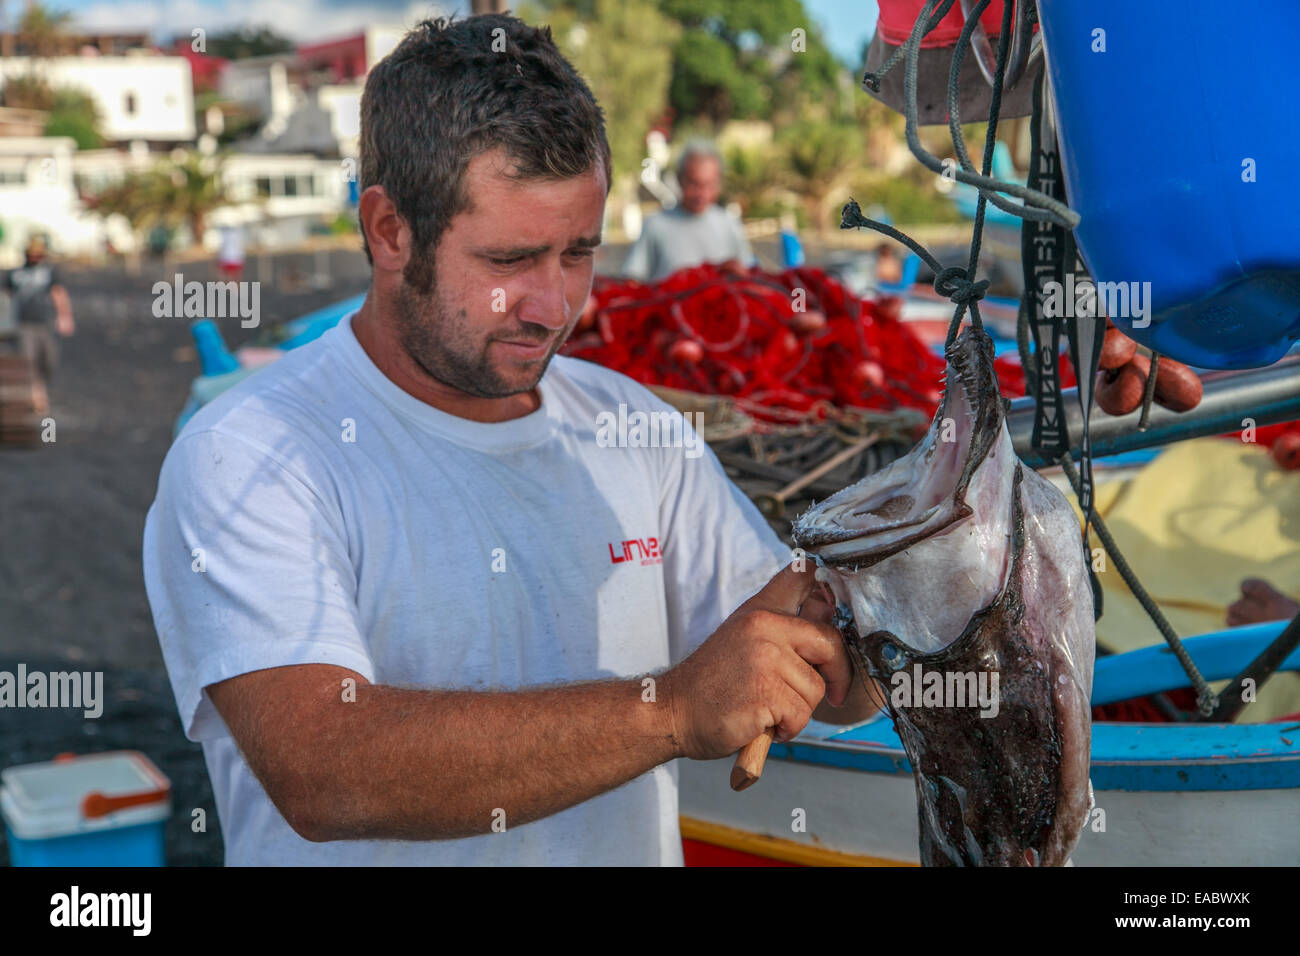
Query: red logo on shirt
609 537 662 566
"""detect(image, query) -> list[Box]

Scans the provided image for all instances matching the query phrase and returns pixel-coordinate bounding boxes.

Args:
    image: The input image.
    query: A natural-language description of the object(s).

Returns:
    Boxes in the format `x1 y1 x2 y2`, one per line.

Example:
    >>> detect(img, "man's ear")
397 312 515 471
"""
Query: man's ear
359 185 410 273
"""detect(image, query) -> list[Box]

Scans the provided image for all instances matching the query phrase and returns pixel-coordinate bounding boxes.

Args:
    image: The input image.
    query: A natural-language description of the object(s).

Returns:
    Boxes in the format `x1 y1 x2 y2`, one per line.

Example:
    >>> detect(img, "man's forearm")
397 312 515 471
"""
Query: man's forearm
282 676 680 842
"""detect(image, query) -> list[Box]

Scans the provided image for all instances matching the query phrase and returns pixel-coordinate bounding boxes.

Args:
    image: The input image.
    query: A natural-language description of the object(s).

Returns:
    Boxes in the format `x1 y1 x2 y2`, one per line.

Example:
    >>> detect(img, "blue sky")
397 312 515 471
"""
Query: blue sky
37 0 879 66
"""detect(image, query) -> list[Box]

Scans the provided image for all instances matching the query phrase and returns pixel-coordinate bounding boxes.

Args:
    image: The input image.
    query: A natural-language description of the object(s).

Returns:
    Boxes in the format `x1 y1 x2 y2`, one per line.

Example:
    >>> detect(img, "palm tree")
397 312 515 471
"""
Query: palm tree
87 153 234 252
17 1 74 58
163 152 233 246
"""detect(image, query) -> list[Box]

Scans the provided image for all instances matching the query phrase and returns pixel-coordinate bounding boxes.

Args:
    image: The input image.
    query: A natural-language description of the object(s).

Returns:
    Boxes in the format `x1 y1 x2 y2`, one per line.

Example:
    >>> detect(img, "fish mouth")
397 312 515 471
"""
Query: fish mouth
792 328 1003 566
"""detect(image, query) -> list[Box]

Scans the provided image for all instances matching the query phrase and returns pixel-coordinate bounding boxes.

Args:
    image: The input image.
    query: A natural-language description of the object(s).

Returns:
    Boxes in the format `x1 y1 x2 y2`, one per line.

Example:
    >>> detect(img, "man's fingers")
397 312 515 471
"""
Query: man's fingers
1239 578 1273 599
744 561 821 617
771 685 815 742
774 647 827 715
778 617 854 709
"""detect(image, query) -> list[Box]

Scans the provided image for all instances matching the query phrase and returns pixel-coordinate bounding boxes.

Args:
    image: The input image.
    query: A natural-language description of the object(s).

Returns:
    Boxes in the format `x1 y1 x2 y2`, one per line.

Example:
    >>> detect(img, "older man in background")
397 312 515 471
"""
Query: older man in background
622 141 755 282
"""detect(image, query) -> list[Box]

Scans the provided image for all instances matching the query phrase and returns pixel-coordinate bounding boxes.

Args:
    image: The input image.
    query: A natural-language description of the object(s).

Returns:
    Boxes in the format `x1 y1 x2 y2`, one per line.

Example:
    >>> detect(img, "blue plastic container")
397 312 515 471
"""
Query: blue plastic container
1 751 171 867
1036 0 1300 369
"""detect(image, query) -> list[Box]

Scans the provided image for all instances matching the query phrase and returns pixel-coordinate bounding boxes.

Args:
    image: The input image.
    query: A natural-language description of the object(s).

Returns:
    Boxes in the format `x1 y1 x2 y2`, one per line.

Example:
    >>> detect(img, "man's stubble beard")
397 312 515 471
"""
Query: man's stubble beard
393 274 565 400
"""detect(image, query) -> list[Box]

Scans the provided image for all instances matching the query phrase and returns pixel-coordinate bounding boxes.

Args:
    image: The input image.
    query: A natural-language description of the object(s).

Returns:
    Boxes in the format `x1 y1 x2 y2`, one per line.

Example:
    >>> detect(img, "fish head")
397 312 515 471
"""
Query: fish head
792 327 1011 596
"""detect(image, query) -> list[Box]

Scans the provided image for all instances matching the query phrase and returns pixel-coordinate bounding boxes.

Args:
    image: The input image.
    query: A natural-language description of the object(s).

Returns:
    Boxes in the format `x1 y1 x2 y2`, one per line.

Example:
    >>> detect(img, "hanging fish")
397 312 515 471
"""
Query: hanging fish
792 327 1095 866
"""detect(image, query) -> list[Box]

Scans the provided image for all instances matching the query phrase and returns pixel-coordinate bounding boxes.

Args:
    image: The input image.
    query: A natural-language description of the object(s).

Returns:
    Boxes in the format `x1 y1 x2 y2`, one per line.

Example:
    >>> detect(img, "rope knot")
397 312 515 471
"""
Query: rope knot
934 266 989 305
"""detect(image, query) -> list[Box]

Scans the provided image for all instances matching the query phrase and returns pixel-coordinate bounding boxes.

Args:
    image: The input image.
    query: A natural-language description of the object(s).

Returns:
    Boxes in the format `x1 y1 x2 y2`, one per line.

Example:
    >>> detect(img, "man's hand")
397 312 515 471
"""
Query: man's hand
663 563 855 760
1227 578 1300 627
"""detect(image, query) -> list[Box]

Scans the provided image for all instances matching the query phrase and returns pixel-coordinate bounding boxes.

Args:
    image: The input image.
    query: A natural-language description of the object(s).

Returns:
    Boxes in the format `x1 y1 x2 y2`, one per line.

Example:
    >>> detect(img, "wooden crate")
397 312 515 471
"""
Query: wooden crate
0 352 46 446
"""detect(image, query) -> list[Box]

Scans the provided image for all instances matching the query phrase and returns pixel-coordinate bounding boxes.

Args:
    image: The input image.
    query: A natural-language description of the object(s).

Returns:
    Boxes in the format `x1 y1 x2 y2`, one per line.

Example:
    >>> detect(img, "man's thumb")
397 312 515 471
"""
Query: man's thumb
745 561 820 616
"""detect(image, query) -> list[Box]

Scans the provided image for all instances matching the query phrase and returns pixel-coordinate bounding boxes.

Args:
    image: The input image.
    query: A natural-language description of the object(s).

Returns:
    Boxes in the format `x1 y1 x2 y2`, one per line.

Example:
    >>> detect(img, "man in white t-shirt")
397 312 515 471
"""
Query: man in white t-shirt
143 14 878 866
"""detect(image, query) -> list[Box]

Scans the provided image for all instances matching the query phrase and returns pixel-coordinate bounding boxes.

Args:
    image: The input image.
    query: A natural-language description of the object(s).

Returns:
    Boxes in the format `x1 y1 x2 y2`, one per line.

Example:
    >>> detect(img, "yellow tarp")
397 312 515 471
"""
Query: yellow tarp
1069 437 1300 722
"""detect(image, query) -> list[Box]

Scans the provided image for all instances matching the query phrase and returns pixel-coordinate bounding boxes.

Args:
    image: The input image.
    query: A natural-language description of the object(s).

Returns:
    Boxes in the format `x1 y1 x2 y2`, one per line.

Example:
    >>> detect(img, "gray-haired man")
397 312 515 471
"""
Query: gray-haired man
622 142 755 282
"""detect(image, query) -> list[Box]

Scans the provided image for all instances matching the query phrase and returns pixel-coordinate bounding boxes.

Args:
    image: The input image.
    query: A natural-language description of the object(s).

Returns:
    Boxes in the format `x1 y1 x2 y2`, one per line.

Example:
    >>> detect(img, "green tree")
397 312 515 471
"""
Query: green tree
523 1 679 187
658 0 843 129
203 26 295 60
88 153 234 250
722 142 783 216
15 2 75 57
44 88 103 149
1 75 103 149
1 74 55 111
777 118 864 233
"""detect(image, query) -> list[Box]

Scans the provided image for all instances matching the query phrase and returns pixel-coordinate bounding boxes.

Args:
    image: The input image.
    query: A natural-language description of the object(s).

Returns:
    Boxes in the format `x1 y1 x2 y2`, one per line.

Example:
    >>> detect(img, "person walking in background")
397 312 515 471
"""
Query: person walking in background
217 224 246 281
621 141 755 282
5 235 74 386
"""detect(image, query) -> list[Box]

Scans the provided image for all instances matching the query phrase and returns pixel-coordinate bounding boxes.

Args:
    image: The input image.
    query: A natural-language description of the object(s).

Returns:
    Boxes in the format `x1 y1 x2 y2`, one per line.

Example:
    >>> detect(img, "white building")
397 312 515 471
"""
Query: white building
0 53 195 143
0 137 350 264
209 153 353 247
219 26 406 159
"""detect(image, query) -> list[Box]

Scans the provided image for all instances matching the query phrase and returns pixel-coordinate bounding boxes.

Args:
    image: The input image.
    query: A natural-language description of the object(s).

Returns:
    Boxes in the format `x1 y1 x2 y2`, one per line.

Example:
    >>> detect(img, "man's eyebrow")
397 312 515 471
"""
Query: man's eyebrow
475 234 602 257
476 243 551 258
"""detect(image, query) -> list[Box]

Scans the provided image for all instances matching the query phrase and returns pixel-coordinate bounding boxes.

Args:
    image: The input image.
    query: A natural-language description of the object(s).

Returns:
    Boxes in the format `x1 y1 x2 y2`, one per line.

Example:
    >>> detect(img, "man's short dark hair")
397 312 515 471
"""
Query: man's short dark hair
359 14 611 293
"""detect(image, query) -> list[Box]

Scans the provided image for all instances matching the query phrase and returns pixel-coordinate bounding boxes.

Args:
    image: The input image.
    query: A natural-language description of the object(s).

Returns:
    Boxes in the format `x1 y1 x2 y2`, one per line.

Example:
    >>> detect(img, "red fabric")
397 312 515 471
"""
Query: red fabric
682 838 799 867
1227 421 1300 470
563 264 1044 425
876 0 1011 49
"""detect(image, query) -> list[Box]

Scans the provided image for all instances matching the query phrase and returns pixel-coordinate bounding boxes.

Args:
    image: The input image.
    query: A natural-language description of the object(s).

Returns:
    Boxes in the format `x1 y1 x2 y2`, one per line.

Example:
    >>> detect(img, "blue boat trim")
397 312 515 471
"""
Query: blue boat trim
1092 622 1296 706
773 720 1300 791
773 624 1300 791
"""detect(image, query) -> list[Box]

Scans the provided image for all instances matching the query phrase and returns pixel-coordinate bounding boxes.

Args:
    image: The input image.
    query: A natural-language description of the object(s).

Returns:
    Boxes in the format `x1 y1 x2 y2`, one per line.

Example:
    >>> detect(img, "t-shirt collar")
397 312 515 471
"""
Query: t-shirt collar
328 310 559 452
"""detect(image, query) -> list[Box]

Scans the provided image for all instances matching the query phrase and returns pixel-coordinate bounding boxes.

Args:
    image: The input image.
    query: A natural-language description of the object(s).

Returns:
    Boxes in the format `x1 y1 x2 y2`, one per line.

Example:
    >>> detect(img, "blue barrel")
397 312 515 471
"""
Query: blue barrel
1036 1 1300 369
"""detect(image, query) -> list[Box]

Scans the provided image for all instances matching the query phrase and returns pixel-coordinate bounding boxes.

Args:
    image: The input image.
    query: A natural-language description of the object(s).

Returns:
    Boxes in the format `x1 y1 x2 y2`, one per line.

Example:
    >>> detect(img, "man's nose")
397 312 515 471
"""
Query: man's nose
514 260 571 331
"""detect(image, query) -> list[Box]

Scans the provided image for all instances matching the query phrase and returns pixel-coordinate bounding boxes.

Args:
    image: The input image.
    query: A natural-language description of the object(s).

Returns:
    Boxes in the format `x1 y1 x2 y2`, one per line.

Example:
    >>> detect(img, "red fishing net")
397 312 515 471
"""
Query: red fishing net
563 263 1071 422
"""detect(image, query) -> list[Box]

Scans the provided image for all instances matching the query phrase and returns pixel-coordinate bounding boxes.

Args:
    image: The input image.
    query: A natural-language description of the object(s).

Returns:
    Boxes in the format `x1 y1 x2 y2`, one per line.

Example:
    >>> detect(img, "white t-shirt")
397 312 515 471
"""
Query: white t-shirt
143 311 789 866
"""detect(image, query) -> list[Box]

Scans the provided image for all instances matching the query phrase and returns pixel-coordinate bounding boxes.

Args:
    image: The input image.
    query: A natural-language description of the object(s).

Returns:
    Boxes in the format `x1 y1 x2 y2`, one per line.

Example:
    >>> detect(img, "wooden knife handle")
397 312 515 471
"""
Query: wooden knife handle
730 727 775 791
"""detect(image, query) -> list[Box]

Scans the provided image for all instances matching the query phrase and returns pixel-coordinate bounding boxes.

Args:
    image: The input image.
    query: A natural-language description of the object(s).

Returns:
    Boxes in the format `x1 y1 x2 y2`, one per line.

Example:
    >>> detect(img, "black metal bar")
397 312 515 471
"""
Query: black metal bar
1202 611 1300 722
1011 354 1300 468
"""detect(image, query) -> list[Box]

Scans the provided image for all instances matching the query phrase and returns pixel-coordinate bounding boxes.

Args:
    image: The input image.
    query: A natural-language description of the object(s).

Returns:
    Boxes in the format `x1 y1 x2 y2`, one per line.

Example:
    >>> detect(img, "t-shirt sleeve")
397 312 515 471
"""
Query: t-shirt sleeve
655 406 792 663
142 427 375 742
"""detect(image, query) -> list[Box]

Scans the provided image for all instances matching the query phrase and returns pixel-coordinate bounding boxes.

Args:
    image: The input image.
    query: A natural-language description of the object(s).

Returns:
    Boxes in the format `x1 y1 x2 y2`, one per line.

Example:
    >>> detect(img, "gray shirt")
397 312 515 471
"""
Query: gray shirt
6 262 59 325
621 206 755 282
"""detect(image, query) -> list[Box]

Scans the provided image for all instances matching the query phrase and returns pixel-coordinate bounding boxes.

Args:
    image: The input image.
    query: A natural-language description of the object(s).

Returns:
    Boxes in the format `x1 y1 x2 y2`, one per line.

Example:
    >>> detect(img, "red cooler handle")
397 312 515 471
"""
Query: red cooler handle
82 786 170 819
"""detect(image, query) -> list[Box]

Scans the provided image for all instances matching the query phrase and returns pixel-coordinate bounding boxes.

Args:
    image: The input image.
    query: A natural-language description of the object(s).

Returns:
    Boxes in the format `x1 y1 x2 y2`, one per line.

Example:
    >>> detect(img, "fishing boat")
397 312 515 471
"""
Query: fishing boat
679 620 1300 867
